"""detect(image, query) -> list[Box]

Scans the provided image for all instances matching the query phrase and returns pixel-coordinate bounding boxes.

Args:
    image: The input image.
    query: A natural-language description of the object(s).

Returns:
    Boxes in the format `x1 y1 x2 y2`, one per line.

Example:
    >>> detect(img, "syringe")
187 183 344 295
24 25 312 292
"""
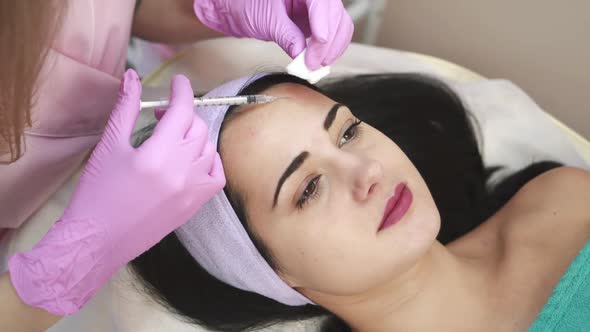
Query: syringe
140 95 281 110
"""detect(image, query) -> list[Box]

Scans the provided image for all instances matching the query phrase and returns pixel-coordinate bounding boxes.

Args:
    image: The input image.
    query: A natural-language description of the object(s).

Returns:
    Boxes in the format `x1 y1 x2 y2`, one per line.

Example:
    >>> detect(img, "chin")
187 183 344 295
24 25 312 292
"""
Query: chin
409 208 441 248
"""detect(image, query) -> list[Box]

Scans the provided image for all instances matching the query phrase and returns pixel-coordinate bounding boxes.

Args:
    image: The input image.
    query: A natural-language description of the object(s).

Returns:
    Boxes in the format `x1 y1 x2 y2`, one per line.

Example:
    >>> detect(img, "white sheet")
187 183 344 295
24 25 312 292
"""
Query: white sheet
2 39 588 332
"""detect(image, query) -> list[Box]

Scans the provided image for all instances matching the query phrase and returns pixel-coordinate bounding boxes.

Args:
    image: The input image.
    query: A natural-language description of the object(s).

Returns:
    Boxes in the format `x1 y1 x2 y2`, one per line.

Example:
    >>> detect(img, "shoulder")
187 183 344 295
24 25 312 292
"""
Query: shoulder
449 167 590 257
500 166 590 247
508 166 590 213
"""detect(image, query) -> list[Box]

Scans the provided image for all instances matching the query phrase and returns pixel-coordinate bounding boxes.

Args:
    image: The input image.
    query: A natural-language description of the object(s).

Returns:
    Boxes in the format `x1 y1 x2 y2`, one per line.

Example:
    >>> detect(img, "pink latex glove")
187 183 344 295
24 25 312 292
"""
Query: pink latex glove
8 69 225 316
194 0 354 70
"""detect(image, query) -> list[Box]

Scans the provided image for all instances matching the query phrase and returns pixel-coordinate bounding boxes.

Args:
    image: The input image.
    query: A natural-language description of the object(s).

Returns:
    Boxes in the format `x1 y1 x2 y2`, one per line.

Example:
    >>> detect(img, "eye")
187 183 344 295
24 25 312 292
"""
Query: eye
296 175 322 210
339 119 362 147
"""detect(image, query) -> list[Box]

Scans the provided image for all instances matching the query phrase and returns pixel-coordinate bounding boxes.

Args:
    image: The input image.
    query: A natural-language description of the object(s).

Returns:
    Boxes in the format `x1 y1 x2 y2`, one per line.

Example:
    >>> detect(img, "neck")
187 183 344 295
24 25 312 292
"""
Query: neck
310 242 498 331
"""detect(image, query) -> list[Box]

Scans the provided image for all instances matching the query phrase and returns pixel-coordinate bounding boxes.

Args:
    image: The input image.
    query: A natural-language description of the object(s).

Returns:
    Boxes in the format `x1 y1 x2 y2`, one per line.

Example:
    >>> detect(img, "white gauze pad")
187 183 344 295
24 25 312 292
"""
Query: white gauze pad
286 50 331 84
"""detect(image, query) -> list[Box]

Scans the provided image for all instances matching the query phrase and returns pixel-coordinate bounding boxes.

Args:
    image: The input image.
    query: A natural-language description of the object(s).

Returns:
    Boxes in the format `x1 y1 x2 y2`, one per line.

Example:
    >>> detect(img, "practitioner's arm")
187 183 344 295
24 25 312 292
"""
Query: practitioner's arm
132 0 221 43
0 272 60 332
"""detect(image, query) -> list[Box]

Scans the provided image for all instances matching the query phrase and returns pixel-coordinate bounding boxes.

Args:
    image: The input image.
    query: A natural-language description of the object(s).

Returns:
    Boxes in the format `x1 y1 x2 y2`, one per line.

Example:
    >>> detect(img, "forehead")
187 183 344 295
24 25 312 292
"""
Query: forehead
219 83 337 201
221 83 337 145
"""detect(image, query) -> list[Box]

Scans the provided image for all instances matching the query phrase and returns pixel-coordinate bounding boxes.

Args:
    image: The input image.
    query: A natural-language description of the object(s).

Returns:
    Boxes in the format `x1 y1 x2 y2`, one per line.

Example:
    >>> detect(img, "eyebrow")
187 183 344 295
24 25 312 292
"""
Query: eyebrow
324 104 344 131
271 103 344 209
273 151 309 208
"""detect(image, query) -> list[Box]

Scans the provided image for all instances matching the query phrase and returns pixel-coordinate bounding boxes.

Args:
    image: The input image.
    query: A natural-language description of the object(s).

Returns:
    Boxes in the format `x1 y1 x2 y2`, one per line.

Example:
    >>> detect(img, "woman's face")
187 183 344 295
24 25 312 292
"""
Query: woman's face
220 83 440 298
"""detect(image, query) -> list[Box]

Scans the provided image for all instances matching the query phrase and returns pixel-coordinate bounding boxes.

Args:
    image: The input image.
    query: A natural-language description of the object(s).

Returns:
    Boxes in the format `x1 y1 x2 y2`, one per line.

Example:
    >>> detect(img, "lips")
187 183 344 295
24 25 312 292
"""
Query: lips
378 183 413 232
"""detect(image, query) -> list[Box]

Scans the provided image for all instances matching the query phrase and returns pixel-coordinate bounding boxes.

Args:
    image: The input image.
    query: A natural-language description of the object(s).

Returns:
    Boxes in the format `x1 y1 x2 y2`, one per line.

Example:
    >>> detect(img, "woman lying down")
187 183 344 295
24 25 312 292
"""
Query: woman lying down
131 73 590 331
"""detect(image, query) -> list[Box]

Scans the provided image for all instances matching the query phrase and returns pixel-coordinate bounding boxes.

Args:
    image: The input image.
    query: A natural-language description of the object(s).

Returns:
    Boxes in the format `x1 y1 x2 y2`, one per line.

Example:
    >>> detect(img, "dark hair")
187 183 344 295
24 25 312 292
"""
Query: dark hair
131 73 561 332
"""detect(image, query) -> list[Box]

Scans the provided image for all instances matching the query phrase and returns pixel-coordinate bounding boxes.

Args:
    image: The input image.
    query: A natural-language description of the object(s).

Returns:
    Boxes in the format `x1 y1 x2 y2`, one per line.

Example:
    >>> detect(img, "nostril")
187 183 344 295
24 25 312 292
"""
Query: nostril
368 183 378 196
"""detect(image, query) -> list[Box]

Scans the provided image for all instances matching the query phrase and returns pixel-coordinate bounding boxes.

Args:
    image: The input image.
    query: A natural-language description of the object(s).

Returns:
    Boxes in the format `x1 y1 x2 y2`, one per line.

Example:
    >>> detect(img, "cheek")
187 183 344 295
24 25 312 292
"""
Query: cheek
269 210 394 295
265 194 440 297
379 134 441 245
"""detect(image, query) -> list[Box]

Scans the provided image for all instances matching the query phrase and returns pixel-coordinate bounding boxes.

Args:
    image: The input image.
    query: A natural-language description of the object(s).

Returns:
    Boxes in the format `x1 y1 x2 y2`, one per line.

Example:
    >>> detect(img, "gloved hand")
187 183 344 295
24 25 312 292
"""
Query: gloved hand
8 69 225 316
194 0 354 70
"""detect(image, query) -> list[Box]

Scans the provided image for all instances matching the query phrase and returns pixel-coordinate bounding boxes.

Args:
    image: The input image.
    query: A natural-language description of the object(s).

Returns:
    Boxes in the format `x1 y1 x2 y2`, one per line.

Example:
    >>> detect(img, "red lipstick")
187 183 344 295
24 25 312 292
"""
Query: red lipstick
378 183 413 232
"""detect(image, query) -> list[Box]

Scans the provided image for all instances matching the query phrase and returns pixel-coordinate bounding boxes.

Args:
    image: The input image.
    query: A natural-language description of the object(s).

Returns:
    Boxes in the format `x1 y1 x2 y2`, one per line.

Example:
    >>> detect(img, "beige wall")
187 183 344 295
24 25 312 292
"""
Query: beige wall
372 0 590 138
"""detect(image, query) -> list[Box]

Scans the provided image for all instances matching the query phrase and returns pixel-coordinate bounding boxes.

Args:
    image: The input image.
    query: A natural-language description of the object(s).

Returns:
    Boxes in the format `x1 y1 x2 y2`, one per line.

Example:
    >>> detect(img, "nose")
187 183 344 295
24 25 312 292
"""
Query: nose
351 158 383 202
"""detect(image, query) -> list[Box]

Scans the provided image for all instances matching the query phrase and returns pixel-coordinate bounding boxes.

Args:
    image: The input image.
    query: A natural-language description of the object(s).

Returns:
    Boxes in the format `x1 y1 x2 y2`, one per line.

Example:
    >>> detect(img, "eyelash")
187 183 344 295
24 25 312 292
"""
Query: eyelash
296 119 363 210
296 175 322 210
339 119 362 147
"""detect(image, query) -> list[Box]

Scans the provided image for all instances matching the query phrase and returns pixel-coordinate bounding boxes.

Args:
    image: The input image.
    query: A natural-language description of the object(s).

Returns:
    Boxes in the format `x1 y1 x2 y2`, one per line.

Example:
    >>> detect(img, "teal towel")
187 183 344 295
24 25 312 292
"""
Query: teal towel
529 241 590 332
